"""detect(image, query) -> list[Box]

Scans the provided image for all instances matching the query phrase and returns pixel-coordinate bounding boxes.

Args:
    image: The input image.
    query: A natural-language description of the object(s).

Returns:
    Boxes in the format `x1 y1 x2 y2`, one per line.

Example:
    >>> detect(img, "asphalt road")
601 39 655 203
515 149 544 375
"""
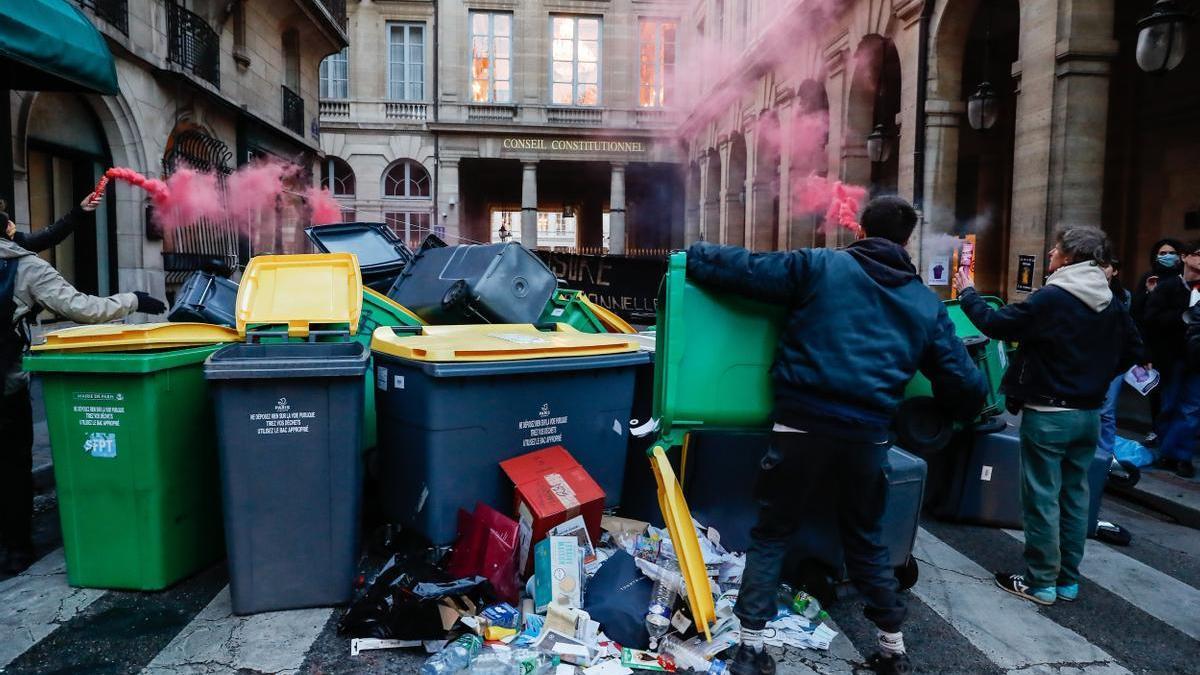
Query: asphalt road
2 484 1197 674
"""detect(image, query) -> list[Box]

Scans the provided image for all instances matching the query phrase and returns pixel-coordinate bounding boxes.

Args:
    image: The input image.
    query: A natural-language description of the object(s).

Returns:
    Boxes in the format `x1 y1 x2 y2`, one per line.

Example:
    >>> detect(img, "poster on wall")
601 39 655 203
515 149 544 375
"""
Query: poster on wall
950 235 977 299
1017 255 1036 293
927 256 950 286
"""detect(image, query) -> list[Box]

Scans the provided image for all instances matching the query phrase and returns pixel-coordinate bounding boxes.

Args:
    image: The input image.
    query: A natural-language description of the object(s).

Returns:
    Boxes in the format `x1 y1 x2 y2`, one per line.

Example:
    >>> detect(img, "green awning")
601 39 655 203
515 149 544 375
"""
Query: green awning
0 0 118 95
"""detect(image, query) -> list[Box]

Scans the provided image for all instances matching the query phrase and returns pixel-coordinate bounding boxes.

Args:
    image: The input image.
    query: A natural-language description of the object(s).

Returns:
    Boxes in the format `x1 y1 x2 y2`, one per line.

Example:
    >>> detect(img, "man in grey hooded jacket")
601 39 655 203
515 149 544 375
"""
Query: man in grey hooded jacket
955 226 1143 607
1 192 166 574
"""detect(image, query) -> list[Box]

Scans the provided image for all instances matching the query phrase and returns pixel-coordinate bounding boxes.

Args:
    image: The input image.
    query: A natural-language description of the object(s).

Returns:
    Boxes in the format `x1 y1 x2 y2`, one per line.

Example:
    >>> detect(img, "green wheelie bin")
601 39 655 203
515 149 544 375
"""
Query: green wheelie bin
23 322 239 590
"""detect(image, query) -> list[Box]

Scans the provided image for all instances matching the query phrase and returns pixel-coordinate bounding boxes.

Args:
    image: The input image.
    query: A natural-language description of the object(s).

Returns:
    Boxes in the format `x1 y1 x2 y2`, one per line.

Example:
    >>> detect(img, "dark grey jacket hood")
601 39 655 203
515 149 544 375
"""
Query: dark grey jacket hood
845 237 918 287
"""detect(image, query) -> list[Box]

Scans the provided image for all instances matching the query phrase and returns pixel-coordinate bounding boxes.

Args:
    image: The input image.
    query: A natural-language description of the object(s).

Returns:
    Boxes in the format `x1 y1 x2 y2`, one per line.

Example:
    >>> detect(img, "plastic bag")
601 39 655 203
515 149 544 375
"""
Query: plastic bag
1112 437 1154 468
447 502 522 604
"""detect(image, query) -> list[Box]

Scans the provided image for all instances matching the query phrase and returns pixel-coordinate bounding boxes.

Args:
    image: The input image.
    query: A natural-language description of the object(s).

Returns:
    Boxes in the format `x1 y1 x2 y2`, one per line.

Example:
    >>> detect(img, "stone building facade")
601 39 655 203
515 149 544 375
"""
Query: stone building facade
319 0 688 253
7 0 347 302
677 0 1199 299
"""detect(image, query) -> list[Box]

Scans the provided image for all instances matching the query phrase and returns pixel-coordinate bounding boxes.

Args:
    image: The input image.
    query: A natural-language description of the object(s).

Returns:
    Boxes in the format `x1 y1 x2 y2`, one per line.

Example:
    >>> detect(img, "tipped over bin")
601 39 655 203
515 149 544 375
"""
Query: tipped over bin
205 253 369 614
24 322 239 590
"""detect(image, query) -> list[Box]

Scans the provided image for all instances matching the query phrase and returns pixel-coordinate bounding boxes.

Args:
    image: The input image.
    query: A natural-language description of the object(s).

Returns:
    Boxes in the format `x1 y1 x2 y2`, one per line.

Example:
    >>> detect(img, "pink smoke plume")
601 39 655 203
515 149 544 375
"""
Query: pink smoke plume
791 174 868 233
304 186 342 225
104 159 342 233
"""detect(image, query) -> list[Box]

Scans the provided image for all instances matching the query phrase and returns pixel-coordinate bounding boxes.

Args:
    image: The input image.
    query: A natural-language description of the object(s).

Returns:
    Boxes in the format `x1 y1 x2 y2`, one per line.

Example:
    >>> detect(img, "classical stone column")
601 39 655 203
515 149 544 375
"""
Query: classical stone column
698 152 721 242
438 157 461 242
684 165 701 245
608 162 627 254
520 160 538 248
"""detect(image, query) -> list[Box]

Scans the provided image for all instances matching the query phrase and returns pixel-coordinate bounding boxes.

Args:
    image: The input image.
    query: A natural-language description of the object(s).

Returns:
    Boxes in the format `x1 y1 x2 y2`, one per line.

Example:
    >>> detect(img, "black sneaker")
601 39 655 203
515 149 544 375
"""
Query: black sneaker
994 572 1056 605
729 645 776 675
1177 461 1196 479
1153 456 1177 471
866 652 912 674
2 545 35 575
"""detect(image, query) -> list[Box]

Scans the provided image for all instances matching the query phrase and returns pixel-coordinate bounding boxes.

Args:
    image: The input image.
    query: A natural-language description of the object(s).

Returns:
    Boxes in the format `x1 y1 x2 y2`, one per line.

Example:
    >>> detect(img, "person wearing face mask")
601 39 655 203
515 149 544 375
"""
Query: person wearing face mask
956 227 1145 606
1 191 167 574
1131 239 1185 445
1142 240 1200 478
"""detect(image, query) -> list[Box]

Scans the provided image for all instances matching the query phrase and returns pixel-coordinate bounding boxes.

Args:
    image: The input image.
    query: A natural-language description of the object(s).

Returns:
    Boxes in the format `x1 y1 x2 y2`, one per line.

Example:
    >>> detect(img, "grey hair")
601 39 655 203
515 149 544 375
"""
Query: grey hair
1055 226 1111 266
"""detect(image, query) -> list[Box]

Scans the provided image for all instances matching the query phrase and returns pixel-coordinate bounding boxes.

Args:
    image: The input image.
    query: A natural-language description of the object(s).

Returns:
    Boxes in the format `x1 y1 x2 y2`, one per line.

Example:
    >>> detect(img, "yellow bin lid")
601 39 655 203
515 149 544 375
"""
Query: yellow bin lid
237 253 363 337
31 322 240 353
370 323 638 362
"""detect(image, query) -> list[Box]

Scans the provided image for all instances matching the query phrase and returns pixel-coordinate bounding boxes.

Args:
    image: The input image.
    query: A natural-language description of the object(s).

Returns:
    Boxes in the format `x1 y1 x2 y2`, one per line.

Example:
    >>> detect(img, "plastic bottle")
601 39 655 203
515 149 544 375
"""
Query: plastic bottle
661 634 710 672
469 651 519 675
645 558 680 649
420 634 482 675
777 584 828 621
511 648 558 674
706 659 729 674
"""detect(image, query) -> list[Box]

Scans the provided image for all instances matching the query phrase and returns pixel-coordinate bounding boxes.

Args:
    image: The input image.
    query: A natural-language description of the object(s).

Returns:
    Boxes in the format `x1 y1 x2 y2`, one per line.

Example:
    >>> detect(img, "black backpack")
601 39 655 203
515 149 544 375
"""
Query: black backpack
0 257 29 378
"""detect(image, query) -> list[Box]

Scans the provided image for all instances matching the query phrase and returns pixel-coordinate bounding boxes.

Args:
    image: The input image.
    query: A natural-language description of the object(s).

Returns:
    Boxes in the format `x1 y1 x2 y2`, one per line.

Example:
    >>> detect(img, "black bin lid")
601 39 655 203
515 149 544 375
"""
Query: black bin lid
304 222 413 276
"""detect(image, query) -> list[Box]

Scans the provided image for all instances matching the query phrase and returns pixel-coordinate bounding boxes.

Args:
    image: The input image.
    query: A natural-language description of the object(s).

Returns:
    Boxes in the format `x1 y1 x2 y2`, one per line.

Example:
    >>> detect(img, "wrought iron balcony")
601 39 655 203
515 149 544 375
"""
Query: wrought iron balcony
167 2 220 88
547 107 603 126
75 0 128 35
282 85 304 135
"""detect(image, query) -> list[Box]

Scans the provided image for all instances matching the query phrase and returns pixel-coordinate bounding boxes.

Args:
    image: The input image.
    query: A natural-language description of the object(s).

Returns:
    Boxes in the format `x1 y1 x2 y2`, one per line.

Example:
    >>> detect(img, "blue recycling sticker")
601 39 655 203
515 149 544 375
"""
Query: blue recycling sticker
84 433 117 458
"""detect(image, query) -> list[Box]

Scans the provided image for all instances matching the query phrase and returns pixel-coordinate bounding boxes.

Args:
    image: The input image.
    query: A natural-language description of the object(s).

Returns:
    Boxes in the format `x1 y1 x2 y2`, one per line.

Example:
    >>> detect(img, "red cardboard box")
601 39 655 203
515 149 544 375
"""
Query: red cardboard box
500 446 605 575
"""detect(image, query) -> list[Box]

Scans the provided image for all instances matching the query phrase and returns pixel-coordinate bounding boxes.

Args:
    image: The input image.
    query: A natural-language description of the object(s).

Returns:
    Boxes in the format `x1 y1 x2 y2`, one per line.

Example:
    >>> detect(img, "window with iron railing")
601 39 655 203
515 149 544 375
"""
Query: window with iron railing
282 85 304 135
75 0 128 35
167 2 220 87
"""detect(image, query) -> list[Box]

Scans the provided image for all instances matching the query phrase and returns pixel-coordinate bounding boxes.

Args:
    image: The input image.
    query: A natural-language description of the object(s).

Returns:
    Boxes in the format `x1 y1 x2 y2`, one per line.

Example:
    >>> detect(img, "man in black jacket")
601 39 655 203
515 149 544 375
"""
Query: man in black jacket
687 196 988 675
957 226 1143 605
1143 239 1200 478
0 193 95 253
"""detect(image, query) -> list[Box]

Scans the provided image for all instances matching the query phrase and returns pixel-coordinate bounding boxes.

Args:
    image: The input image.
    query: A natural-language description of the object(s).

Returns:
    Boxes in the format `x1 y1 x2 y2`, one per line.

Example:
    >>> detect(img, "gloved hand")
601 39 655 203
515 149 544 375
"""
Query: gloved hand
134 291 167 315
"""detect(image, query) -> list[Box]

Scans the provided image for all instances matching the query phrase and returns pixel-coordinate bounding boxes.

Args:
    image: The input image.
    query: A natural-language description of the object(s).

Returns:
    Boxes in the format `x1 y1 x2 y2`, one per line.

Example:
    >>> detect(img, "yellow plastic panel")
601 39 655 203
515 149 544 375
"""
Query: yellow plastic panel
580 295 637 334
649 444 715 641
32 322 239 352
370 323 638 362
237 253 363 337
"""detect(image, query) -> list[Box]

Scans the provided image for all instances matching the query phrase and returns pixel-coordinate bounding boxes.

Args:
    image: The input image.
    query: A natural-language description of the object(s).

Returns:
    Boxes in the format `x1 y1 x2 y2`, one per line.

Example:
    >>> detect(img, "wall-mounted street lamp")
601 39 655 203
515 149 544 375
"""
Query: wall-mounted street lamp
1137 0 1192 73
867 123 894 163
968 81 1000 131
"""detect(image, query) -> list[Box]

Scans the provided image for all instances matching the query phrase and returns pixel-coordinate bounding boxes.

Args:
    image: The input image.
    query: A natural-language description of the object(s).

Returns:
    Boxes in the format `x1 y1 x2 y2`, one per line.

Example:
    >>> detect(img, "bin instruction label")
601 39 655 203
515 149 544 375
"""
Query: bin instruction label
248 397 317 435
517 403 568 448
72 392 125 438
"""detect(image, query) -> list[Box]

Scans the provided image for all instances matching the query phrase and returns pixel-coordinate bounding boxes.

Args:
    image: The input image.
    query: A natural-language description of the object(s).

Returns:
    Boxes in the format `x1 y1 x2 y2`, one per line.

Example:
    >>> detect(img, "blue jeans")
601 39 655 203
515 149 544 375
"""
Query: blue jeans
733 431 906 633
1097 375 1124 457
1159 369 1200 462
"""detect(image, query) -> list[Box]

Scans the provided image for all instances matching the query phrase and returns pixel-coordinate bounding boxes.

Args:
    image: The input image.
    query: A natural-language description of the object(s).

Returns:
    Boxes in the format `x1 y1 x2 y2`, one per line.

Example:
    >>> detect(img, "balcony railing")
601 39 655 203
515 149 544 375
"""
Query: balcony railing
468 104 518 122
167 2 220 88
635 108 681 127
386 102 428 121
75 0 128 35
282 86 304 135
319 100 350 119
547 107 603 125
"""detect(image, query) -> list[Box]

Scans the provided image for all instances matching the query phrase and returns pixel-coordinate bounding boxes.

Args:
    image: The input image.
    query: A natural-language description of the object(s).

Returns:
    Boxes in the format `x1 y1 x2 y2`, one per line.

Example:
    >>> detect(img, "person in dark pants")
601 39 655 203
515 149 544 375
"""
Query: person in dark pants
1 192 166 575
1145 240 1200 478
1130 238 1185 446
957 227 1144 605
686 196 988 675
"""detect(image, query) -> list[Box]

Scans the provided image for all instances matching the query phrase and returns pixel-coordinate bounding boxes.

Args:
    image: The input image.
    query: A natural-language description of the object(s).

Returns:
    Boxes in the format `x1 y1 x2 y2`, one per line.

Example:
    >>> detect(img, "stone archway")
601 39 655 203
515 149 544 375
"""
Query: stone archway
788 79 831 248
750 111 781 251
847 35 902 196
685 160 701 244
702 150 721 242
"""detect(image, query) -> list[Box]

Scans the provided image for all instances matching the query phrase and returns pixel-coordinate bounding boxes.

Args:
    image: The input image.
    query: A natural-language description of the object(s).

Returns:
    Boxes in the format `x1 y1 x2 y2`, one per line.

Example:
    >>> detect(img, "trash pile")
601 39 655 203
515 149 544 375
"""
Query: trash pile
337 446 840 674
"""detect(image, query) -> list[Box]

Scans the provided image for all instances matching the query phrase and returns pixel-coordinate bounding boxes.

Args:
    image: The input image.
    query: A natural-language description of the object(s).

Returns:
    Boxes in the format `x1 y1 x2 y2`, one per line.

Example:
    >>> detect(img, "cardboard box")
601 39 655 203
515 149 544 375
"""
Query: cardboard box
534 535 583 612
500 446 605 575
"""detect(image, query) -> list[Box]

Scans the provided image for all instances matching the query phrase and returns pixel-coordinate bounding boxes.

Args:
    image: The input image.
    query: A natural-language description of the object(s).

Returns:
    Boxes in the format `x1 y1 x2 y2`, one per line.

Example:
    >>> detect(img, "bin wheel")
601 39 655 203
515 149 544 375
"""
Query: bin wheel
894 397 954 456
441 279 470 309
1108 460 1141 489
895 557 919 591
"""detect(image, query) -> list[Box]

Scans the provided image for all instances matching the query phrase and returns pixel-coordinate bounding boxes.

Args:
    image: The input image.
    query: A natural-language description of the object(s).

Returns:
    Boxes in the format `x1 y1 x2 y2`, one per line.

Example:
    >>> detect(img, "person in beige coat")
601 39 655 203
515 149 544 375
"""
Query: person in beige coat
0 192 166 575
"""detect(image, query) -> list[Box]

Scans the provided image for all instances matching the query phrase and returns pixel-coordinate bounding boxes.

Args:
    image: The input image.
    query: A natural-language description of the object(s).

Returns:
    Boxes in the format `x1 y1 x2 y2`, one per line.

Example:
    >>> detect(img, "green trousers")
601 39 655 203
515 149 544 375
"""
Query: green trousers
1018 408 1100 589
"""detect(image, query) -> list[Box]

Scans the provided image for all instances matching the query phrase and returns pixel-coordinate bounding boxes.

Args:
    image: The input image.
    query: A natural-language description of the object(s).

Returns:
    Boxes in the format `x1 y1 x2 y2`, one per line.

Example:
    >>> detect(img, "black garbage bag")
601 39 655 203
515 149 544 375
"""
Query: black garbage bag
337 553 495 639
584 551 655 649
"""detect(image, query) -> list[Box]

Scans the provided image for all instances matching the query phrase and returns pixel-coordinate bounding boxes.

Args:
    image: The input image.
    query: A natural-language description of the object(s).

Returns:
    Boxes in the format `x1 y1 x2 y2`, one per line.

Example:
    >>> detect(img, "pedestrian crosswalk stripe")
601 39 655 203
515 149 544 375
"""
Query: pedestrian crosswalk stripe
141 586 332 675
0 549 105 670
1005 530 1200 641
911 528 1130 674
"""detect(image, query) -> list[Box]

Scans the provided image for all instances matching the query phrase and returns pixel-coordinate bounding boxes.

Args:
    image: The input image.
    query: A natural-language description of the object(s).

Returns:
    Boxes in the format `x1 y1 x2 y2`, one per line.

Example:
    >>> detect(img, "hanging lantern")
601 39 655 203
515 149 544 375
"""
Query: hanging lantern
1137 0 1192 73
867 123 893 163
967 81 1000 130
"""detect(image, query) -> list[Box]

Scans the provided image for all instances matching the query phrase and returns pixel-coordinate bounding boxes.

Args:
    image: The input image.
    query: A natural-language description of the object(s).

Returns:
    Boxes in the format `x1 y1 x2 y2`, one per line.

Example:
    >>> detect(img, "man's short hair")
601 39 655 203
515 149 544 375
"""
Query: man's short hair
1055 226 1111 266
860 196 917 245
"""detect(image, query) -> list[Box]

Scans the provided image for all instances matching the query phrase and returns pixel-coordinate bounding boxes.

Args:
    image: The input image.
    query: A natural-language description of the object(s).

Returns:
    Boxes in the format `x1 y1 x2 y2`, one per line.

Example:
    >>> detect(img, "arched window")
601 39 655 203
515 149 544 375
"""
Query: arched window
321 156 356 196
384 159 431 198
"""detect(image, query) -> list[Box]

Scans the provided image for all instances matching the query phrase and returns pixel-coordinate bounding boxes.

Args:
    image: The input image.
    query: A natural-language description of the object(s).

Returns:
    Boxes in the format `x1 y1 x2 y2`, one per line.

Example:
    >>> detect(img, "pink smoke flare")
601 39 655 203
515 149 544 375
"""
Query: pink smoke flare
304 186 342 225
